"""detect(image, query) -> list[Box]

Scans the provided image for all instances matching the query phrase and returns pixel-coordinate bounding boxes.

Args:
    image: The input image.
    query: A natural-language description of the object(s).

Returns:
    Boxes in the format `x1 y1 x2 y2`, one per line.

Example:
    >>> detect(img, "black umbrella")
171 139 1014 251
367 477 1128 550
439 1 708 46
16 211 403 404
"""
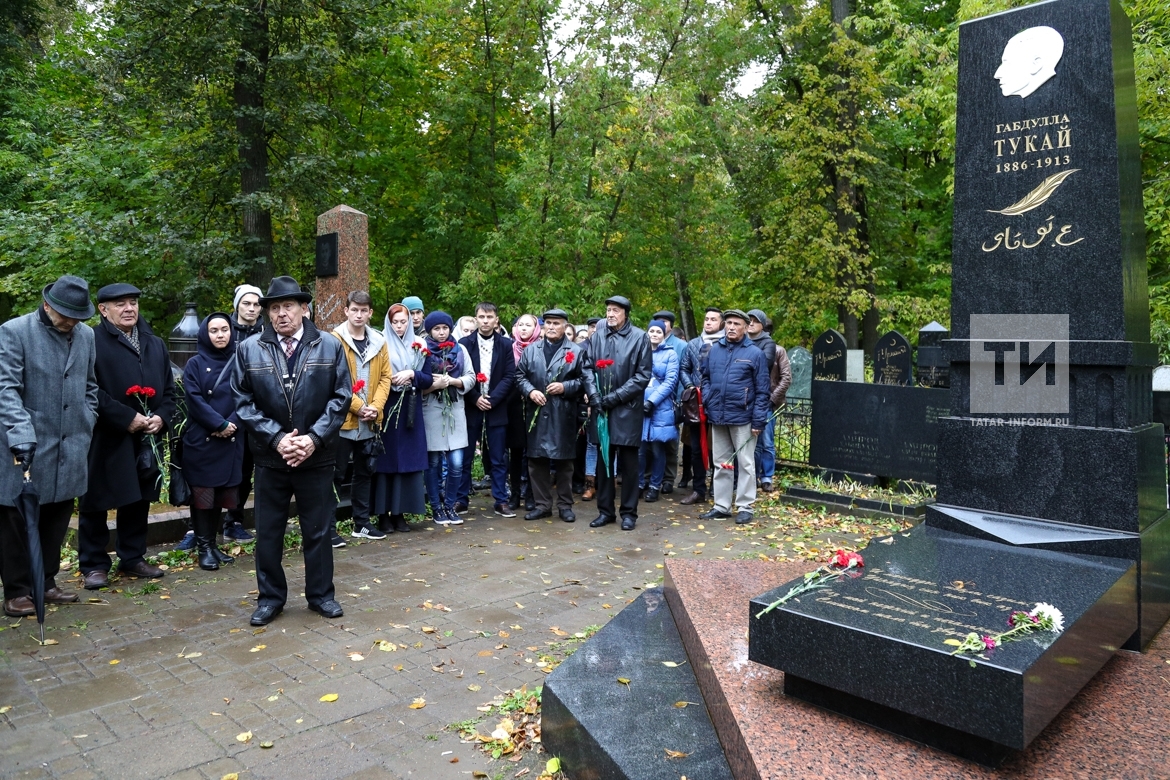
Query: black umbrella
14 466 46 644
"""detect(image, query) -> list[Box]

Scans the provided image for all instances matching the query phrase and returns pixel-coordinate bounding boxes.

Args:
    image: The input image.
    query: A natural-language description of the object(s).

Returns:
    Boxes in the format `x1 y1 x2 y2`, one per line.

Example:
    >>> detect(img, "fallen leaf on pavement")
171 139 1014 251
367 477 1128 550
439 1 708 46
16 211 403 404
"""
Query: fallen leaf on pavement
409 698 426 709
236 731 252 743
662 660 687 667
250 645 266 652
665 748 690 758
260 741 274 748
319 693 339 702
674 701 700 708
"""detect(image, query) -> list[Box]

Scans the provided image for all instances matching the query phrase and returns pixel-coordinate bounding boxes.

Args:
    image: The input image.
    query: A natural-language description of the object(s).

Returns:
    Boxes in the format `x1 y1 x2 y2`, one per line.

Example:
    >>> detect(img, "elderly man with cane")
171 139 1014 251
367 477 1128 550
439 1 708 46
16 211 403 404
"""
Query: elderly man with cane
0 277 99 616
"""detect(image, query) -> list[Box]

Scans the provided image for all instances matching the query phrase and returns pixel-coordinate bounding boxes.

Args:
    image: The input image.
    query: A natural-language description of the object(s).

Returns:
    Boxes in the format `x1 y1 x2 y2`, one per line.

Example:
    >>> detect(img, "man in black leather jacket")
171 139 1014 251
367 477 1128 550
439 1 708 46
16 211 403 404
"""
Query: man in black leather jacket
231 276 349 626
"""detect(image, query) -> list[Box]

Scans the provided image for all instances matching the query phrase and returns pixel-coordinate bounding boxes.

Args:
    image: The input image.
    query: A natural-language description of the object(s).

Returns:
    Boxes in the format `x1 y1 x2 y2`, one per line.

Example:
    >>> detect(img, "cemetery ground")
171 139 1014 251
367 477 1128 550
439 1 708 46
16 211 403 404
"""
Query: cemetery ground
0 485 908 780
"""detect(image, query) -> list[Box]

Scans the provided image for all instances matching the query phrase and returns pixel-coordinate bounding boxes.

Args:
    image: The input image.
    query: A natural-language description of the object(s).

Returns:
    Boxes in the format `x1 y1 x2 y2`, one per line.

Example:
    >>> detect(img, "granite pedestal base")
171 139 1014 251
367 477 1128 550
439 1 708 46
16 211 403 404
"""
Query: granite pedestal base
542 588 732 780
749 525 1136 763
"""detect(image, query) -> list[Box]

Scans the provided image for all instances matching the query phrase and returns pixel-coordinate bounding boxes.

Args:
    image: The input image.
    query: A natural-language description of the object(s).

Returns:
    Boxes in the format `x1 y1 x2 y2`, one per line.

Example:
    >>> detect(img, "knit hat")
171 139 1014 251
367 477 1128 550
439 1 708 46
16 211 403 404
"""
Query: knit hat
647 319 669 335
423 311 455 332
233 284 263 313
402 295 425 312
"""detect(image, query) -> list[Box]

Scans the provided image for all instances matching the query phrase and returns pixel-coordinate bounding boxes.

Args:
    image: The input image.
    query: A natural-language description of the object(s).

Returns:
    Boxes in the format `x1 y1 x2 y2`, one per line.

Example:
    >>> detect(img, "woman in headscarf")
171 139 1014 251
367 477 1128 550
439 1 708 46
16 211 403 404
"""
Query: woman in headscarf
455 316 478 341
420 311 474 526
507 314 542 511
371 303 433 533
181 312 245 570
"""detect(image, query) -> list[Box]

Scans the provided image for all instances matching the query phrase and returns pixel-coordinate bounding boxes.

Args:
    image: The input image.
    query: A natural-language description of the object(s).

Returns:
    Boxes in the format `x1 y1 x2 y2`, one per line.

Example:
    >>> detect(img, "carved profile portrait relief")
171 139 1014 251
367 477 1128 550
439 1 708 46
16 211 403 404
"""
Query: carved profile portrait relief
994 26 1065 99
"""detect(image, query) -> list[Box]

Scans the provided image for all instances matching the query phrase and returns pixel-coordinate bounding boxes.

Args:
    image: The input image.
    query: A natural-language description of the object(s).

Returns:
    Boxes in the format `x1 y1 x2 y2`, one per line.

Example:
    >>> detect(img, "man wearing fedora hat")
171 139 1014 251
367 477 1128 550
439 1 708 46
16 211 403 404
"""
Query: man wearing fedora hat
78 282 176 589
232 276 349 626
0 276 100 616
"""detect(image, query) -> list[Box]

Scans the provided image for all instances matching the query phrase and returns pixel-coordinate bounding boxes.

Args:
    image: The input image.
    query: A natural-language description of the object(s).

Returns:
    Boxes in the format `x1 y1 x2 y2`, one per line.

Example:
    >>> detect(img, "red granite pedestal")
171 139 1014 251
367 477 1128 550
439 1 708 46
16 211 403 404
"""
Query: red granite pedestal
663 558 1170 779
315 204 369 332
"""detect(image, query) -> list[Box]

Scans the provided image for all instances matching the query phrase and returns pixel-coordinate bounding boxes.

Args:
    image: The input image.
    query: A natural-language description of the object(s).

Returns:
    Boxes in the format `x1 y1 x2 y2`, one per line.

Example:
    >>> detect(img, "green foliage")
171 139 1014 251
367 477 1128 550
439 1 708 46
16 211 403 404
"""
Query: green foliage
0 0 1167 347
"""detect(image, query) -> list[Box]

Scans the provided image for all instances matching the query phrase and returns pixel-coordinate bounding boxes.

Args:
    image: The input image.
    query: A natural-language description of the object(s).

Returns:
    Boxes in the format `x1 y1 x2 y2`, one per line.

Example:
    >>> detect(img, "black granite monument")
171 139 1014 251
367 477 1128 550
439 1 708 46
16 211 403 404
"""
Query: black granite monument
751 0 1168 765
916 321 950 388
873 330 913 386
812 328 846 381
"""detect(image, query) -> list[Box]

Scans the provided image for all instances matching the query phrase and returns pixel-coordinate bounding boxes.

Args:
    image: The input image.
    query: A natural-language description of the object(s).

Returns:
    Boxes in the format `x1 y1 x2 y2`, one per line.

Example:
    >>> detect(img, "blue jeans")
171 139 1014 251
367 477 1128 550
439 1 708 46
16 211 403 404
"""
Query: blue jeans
459 416 509 505
427 448 464 510
585 440 598 477
754 415 776 483
638 441 666 490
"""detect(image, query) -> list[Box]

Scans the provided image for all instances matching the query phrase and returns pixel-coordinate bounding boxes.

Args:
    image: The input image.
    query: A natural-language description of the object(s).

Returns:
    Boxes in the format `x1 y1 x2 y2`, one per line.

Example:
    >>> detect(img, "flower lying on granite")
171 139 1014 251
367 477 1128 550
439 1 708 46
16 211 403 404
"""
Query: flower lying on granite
948 602 1065 662
754 550 865 618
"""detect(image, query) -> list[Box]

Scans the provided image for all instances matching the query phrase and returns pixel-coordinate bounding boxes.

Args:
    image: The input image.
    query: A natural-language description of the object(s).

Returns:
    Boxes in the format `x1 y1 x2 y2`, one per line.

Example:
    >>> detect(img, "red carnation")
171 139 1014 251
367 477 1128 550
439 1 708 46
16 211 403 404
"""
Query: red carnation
126 385 142 396
595 359 615 369
832 550 863 569
141 387 156 398
421 348 431 357
438 341 456 350
352 380 367 394
411 343 421 351
719 462 734 470
476 373 488 383
564 352 575 364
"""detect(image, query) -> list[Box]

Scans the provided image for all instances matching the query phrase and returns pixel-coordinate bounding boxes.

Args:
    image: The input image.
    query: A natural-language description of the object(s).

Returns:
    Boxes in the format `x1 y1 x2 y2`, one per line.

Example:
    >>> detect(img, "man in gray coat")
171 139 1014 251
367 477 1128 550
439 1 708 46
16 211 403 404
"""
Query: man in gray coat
0 276 99 616
516 309 585 523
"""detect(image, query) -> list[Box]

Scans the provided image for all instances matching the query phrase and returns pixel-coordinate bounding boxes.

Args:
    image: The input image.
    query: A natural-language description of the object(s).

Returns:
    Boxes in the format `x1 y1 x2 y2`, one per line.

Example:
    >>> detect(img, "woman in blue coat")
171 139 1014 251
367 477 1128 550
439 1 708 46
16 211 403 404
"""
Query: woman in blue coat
371 303 434 533
181 313 245 571
638 320 679 502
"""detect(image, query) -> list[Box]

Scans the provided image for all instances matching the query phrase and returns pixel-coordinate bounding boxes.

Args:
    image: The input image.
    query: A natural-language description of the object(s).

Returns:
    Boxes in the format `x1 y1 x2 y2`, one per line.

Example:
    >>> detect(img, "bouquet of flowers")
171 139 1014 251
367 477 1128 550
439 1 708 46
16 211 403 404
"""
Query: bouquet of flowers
754 550 865 617
529 351 577 431
387 344 431 427
946 602 1065 666
433 340 460 433
126 385 167 494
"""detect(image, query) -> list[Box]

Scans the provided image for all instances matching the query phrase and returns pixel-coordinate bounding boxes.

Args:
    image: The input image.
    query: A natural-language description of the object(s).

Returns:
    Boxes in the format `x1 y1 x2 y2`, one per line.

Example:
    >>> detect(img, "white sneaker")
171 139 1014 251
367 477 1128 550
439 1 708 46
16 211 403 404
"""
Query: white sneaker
352 524 387 540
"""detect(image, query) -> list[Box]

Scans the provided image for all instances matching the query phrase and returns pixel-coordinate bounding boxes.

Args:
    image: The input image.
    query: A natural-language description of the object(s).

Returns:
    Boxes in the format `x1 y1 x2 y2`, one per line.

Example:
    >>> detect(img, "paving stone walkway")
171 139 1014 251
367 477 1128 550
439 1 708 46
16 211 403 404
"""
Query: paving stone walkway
0 487 895 780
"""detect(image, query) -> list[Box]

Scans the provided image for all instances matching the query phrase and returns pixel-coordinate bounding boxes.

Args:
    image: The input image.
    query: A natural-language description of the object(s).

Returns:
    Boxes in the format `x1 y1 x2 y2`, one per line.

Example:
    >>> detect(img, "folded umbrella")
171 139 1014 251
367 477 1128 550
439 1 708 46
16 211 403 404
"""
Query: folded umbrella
13 466 46 644
597 413 612 478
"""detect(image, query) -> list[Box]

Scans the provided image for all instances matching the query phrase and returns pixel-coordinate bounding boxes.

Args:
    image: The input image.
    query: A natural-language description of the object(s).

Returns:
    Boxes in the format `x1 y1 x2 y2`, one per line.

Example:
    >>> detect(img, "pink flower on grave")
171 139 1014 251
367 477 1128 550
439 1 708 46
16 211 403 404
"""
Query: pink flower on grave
981 635 997 651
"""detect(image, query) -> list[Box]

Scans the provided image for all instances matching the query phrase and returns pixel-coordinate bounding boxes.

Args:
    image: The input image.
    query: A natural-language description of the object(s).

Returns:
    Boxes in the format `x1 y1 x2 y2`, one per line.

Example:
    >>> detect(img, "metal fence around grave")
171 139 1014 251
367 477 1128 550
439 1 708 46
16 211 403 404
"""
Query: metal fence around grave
775 397 812 466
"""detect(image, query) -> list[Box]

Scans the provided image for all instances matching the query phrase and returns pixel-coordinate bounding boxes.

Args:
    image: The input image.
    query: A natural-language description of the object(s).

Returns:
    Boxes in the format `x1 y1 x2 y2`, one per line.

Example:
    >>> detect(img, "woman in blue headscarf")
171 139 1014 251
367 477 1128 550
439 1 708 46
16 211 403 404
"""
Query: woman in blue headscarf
181 312 245 570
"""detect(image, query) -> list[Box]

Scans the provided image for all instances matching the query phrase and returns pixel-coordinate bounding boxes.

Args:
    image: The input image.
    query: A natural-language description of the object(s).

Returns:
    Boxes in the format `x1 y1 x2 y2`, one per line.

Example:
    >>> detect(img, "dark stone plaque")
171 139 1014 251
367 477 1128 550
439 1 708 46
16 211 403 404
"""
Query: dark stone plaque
750 525 1136 762
950 0 1146 342
315 231 339 278
812 329 846 382
917 321 950 388
809 381 948 483
788 346 812 399
873 330 912 386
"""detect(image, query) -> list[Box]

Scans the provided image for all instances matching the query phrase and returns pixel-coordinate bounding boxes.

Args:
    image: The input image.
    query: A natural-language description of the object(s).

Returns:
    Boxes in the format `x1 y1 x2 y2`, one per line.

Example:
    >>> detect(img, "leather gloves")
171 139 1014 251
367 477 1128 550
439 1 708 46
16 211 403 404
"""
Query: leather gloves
643 401 653 414
11 442 35 470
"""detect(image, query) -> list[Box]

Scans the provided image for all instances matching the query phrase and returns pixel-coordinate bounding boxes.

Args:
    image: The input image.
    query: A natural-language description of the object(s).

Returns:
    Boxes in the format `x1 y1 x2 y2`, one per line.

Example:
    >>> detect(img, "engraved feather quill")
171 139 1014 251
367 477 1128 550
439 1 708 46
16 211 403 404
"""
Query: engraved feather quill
987 169 1079 216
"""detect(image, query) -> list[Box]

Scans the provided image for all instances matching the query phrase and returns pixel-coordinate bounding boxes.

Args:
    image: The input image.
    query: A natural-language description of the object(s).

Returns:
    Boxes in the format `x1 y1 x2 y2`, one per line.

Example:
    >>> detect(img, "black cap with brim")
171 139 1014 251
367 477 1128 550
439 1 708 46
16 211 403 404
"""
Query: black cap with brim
652 310 676 324
543 308 570 321
586 317 601 326
96 283 142 304
604 295 631 312
260 275 312 306
43 276 95 319
723 309 750 323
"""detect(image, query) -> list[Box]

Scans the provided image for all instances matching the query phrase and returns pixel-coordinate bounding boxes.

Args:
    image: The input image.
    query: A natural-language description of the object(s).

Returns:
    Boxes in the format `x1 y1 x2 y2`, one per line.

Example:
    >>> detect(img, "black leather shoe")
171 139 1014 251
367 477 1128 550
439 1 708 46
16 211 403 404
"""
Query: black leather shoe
120 560 164 579
559 509 576 523
620 515 636 531
250 604 283 626
309 599 344 618
735 511 755 525
525 509 552 521
699 508 731 520
589 515 615 528
643 487 660 503
83 570 109 590
661 483 674 495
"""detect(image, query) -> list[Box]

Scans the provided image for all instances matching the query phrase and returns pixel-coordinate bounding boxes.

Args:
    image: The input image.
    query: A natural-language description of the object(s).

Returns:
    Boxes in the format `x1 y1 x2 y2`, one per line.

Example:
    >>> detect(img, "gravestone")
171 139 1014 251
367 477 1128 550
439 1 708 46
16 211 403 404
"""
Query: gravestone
752 0 1168 765
916 321 950 387
845 350 865 382
314 205 369 332
812 329 846 381
788 347 812 399
809 381 948 483
873 330 913 386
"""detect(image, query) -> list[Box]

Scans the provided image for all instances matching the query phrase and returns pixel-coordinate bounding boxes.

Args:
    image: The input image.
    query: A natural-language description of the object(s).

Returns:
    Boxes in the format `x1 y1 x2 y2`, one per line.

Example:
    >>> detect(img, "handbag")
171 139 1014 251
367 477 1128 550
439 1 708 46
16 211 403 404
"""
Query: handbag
359 423 386 468
680 386 702 424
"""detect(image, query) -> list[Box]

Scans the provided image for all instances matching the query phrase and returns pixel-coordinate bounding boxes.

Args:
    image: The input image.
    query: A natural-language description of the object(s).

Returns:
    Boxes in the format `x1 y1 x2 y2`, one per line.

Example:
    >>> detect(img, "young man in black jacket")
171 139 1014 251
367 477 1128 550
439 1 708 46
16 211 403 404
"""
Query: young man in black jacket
232 277 349 626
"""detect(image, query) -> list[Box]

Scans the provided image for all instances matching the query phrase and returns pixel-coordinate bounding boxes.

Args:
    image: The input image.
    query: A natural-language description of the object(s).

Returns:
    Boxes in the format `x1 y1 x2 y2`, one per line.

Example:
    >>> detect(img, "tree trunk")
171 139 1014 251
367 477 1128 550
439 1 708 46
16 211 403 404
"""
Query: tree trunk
235 0 273 288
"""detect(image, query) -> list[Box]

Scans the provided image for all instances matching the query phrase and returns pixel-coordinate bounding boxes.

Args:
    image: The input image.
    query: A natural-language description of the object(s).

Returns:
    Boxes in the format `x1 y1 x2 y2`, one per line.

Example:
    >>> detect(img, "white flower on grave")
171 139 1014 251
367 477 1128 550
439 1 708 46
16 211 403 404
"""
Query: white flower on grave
1030 602 1064 633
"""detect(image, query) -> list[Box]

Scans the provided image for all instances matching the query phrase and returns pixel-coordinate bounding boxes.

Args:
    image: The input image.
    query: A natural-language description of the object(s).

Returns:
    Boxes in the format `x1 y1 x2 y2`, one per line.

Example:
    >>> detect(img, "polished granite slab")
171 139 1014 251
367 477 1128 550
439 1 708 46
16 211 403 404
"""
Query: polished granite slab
542 587 733 780
748 525 1135 763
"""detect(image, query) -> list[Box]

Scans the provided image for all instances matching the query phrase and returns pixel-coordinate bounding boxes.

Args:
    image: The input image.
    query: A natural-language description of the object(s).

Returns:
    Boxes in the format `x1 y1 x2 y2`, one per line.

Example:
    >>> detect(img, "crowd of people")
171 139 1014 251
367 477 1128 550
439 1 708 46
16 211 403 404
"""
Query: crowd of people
0 275 790 626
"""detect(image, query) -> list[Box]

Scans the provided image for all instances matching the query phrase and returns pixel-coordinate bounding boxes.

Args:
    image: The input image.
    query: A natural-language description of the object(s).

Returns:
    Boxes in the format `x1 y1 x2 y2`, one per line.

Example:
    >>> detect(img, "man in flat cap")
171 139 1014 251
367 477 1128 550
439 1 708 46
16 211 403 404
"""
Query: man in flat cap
0 277 99 616
699 309 770 525
583 295 651 531
516 309 586 522
232 276 349 626
77 283 175 589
